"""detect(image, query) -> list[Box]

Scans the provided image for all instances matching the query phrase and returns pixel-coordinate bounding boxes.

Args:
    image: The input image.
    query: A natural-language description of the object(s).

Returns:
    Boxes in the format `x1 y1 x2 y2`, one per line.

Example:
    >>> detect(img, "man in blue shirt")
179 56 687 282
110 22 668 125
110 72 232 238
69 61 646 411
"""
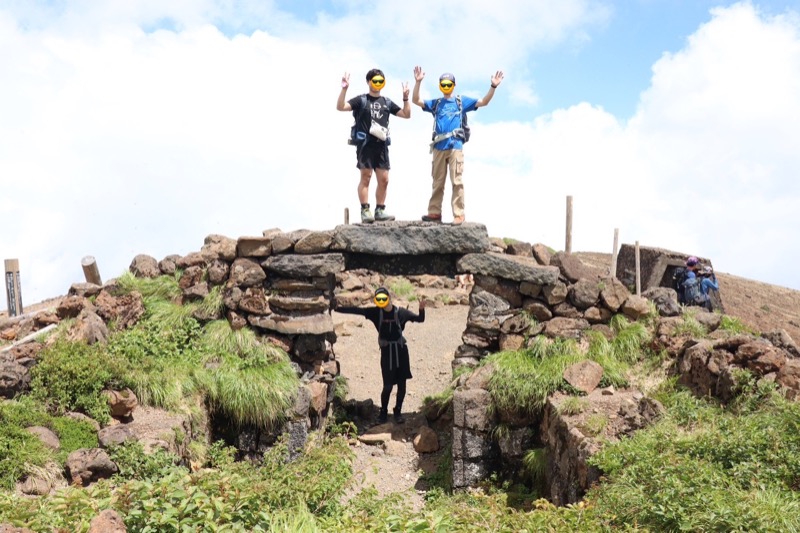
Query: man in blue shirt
412 66 504 225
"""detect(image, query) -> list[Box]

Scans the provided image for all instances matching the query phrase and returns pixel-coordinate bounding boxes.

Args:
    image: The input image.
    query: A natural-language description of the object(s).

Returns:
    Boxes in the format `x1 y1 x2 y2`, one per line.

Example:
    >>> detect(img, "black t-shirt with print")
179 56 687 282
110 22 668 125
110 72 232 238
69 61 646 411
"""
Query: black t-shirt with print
349 94 401 141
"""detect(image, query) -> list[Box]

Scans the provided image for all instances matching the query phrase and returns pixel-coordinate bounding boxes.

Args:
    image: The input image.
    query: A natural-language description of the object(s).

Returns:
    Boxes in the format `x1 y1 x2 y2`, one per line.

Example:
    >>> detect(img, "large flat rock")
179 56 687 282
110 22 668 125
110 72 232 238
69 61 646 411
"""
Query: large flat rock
331 222 491 255
458 253 560 285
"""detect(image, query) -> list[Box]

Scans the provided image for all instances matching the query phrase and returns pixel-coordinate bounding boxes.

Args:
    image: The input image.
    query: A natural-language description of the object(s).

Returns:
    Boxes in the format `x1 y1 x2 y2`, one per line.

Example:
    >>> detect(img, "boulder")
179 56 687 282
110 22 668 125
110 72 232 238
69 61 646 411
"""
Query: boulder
414 426 440 453
66 448 119 486
563 360 604 394
88 509 127 533
129 254 160 278
104 388 138 418
26 426 60 450
0 360 30 398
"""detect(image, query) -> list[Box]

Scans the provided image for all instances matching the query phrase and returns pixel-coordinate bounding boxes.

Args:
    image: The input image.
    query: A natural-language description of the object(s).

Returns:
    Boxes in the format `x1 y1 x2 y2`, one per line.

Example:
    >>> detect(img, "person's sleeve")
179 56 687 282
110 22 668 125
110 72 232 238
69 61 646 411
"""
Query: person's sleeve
336 306 369 317
400 307 425 323
348 96 361 112
422 99 434 113
464 96 479 112
386 97 401 115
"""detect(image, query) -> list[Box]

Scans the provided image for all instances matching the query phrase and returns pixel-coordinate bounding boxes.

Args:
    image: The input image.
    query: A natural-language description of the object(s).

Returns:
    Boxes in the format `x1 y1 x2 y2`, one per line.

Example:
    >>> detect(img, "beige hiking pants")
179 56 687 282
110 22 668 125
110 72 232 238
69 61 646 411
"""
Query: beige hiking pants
427 149 464 217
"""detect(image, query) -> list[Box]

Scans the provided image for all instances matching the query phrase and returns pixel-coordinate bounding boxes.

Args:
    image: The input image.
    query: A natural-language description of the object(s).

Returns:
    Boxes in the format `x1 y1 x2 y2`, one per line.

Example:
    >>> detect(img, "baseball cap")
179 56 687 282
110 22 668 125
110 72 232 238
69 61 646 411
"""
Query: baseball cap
686 256 699 267
439 73 456 84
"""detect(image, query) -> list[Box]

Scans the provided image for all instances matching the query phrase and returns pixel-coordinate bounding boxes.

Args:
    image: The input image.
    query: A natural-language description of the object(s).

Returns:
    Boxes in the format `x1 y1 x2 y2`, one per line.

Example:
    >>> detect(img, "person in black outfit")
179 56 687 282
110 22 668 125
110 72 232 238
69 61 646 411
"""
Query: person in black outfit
336 287 425 424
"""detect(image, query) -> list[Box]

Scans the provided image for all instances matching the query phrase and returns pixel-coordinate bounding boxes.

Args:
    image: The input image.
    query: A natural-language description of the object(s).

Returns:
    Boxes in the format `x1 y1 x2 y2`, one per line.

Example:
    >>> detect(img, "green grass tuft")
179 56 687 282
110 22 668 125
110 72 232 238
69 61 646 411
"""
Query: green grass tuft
203 353 298 429
116 270 182 305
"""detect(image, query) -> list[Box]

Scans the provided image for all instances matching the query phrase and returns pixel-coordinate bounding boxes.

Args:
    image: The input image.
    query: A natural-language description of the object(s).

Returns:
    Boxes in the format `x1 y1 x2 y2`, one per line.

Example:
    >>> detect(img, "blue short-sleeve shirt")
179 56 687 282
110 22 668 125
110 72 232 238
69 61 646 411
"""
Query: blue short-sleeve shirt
423 95 478 151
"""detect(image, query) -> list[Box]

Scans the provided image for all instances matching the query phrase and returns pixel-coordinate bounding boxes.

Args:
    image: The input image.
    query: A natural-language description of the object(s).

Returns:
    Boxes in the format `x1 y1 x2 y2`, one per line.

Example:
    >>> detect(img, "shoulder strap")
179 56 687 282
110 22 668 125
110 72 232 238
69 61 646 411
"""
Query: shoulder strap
379 307 384 330
456 95 463 128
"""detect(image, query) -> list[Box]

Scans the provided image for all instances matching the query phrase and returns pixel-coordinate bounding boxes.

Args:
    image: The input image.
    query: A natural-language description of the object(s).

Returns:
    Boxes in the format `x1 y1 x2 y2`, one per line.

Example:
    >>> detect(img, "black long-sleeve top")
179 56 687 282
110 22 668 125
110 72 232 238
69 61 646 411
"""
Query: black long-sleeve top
336 305 425 341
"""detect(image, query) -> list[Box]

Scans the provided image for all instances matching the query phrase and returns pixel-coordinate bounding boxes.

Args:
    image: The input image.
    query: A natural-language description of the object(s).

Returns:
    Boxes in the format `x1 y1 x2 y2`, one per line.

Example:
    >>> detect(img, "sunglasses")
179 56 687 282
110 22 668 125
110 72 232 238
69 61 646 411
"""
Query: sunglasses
375 295 389 302
439 81 454 88
371 78 386 84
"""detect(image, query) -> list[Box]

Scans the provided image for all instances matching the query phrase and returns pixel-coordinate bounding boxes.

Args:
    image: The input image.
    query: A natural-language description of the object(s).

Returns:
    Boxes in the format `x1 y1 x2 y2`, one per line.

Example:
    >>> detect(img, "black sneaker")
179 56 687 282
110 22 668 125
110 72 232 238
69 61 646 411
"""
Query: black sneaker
377 410 388 424
421 214 442 222
393 410 405 424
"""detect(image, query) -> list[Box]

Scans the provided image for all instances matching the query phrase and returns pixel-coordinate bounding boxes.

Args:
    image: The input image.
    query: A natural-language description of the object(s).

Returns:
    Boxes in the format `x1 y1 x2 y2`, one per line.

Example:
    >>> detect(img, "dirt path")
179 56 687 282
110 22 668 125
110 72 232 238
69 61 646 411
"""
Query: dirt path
332 304 469 510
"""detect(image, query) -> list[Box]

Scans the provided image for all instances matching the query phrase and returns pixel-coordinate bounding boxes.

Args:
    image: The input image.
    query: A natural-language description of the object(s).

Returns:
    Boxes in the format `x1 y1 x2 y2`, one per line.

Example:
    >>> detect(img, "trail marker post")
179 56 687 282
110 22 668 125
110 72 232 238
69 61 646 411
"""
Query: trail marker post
4 259 23 317
610 228 619 278
81 256 102 285
635 241 641 296
565 196 573 254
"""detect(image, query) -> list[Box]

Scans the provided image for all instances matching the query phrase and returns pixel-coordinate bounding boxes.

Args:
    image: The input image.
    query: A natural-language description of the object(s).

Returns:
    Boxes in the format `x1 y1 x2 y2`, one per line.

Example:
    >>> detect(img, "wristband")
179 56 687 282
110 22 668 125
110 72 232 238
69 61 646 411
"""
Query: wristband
403 99 409 102
491 83 498 89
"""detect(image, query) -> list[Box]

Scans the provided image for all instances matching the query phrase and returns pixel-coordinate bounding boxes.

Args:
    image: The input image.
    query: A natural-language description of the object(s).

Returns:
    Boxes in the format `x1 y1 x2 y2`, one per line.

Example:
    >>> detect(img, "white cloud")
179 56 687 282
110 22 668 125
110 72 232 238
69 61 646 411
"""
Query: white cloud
1 1 799 312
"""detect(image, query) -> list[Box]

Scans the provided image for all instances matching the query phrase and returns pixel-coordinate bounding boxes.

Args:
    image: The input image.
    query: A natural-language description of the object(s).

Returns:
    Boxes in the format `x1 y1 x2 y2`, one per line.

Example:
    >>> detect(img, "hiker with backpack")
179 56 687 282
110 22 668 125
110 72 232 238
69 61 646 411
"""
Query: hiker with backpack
335 287 426 424
337 69 411 224
411 66 504 225
678 256 720 310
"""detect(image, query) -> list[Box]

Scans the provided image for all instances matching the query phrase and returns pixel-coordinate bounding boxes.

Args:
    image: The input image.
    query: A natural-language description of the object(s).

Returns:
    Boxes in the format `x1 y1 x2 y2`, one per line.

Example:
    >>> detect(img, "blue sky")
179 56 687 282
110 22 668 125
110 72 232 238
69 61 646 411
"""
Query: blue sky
1 0 799 309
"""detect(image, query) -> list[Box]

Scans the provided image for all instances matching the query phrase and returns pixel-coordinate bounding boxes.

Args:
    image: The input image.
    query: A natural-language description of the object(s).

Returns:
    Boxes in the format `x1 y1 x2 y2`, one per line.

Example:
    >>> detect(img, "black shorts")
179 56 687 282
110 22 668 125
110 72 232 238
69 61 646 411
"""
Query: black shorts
356 141 391 170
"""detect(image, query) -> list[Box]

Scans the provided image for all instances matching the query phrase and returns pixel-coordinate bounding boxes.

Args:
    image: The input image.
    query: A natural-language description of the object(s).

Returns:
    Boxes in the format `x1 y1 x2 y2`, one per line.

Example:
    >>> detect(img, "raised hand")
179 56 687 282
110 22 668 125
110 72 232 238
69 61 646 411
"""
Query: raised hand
414 65 425 82
402 82 410 100
490 70 504 87
341 72 350 89
419 299 426 311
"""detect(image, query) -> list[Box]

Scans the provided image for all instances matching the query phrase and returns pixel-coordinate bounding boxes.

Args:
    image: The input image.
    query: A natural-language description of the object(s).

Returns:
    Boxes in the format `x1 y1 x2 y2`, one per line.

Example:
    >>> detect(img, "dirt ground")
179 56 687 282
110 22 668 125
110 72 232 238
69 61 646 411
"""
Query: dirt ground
332 304 468 511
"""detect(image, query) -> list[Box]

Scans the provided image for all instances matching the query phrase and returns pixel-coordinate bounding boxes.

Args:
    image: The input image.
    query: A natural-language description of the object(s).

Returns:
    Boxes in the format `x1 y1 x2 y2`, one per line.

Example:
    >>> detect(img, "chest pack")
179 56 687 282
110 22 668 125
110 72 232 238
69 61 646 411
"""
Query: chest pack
377 307 406 347
349 95 391 146
429 95 470 151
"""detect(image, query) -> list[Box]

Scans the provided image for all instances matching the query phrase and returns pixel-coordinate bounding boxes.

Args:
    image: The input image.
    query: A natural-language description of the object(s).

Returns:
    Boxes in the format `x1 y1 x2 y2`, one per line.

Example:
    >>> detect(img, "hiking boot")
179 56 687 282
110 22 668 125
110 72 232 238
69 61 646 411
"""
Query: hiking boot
421 214 442 222
361 207 375 224
377 409 388 424
374 207 395 222
393 409 405 424
452 216 465 226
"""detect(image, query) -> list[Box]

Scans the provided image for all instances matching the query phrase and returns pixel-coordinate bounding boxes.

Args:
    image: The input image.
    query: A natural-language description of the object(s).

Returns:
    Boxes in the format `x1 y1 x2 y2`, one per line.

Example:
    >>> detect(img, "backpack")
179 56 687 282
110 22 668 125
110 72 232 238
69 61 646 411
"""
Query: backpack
672 267 688 304
348 95 369 146
431 95 470 143
682 276 707 307
349 95 391 146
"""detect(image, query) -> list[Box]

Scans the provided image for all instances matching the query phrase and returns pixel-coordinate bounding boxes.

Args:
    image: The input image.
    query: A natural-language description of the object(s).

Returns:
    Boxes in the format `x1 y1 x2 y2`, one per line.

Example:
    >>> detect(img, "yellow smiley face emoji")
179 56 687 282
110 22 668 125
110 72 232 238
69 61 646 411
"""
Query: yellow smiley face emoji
370 76 386 90
439 80 455 95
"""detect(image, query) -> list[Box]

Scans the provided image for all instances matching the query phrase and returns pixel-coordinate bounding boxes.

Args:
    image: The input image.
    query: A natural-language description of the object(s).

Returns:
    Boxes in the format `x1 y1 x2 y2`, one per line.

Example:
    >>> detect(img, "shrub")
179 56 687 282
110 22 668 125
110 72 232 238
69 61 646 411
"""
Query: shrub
107 441 182 481
30 340 124 423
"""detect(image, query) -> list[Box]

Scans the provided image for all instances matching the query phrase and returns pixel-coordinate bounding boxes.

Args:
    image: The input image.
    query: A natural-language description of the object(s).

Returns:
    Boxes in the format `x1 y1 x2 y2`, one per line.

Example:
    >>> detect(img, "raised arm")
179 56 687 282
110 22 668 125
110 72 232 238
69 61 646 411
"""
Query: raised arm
337 72 352 111
412 65 426 108
476 70 504 108
395 82 412 119
399 300 426 324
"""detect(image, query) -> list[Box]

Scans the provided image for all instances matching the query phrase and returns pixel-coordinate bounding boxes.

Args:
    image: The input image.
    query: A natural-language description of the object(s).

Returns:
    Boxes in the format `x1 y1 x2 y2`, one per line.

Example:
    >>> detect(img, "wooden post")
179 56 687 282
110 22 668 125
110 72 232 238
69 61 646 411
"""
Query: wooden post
610 228 619 278
634 241 641 296
81 256 102 285
565 195 573 254
344 207 349 225
4 259 23 317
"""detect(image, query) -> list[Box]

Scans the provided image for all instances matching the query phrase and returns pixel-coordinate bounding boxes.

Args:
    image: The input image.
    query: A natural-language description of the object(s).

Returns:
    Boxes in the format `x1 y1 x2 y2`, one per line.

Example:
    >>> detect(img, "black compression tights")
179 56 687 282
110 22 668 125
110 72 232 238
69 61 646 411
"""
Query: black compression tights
381 379 407 412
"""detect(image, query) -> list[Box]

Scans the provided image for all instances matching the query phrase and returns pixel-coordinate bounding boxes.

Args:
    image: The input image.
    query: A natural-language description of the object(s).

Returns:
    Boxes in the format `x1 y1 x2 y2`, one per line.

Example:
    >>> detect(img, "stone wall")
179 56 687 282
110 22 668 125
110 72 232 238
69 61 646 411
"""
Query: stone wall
615 244 713 292
115 222 662 488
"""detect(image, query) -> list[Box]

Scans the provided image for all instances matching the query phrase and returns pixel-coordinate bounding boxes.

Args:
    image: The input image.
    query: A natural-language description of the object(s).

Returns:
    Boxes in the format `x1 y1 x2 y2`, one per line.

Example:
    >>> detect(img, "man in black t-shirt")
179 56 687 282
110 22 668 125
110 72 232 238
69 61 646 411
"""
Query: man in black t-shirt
337 68 411 223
